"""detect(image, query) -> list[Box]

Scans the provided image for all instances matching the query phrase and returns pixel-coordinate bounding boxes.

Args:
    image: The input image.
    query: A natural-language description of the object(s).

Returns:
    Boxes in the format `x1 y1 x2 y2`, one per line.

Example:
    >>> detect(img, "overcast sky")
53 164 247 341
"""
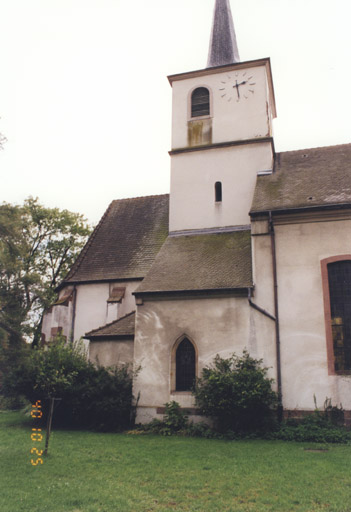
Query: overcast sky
0 0 350 224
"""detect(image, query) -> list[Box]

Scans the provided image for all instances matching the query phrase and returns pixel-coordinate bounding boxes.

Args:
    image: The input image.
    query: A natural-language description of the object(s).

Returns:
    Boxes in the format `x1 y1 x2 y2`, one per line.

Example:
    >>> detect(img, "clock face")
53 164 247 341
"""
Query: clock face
219 72 256 102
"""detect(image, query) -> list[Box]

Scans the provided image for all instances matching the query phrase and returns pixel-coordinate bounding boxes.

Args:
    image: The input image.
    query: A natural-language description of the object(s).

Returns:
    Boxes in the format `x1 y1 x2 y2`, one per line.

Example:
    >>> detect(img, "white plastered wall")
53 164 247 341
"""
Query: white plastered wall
133 296 276 423
89 339 134 367
73 280 140 341
253 216 351 411
171 64 273 149
170 142 273 231
41 299 73 342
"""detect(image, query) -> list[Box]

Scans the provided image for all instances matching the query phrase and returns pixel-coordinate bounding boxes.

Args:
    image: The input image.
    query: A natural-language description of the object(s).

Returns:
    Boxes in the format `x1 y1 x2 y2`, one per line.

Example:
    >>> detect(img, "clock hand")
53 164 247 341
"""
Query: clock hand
232 79 249 99
233 80 240 99
233 80 248 88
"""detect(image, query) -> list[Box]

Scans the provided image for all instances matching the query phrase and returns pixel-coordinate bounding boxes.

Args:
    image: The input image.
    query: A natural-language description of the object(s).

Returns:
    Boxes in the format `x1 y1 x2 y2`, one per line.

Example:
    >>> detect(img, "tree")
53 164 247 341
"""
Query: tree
2 340 135 431
0 198 91 346
0 129 6 150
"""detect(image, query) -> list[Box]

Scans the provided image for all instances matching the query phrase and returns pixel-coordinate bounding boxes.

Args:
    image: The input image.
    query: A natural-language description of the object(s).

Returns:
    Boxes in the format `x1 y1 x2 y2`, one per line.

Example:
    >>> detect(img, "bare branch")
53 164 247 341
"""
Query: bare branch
0 132 7 150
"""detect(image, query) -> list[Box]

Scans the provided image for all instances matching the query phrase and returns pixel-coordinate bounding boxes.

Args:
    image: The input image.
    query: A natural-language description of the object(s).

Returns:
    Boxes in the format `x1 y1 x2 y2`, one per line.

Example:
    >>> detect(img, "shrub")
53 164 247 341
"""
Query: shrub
322 397 345 426
139 401 189 436
270 413 351 444
162 400 188 434
193 351 278 433
184 421 217 439
1 340 135 431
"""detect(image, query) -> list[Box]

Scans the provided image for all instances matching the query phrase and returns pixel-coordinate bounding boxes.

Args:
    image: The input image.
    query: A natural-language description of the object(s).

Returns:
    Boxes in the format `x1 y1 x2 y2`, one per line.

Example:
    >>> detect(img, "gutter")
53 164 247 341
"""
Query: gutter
250 202 351 219
133 287 250 304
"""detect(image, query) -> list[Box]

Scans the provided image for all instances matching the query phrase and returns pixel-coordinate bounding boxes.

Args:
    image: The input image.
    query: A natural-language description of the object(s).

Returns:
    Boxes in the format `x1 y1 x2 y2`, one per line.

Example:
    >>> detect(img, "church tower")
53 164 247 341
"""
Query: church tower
168 0 277 233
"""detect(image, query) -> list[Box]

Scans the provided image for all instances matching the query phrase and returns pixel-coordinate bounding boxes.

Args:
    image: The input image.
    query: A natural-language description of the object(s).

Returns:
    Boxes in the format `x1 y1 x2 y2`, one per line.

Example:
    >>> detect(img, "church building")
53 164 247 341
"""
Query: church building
42 0 351 424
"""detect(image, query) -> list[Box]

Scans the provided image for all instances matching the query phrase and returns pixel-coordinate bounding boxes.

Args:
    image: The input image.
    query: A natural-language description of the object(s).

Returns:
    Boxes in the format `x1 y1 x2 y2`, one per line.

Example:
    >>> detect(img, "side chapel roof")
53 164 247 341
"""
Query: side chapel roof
61 194 169 287
251 143 351 215
135 230 253 294
85 311 135 340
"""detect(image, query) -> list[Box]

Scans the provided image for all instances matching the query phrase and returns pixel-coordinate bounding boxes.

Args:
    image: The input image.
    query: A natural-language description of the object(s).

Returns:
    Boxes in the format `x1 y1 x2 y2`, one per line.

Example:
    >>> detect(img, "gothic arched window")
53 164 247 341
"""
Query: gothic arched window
328 260 351 372
176 338 196 391
191 87 210 118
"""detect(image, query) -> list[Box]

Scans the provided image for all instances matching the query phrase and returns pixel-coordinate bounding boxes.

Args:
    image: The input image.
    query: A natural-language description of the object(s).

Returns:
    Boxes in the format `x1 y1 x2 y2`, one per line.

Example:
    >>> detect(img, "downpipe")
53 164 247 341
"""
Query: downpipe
269 212 283 422
70 285 77 343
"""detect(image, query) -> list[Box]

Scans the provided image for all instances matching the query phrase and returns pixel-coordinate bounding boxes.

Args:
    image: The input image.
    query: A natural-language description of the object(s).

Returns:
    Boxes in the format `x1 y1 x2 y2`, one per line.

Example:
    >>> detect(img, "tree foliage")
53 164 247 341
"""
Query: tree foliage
2 340 135 431
0 198 91 346
193 351 278 432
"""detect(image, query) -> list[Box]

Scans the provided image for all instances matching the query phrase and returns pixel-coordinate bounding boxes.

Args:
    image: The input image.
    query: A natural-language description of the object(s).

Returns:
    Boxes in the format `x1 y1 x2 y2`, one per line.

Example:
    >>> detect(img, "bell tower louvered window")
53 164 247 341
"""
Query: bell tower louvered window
191 87 210 118
176 338 196 391
328 261 351 372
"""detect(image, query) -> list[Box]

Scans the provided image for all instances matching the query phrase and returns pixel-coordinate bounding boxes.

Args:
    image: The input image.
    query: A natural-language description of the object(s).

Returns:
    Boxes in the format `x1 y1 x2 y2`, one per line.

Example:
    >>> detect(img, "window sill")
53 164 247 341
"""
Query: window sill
188 115 212 122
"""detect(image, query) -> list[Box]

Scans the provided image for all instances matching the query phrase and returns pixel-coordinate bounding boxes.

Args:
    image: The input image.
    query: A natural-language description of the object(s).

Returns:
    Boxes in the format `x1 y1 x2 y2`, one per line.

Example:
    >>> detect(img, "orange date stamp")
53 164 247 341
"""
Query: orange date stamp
30 400 43 465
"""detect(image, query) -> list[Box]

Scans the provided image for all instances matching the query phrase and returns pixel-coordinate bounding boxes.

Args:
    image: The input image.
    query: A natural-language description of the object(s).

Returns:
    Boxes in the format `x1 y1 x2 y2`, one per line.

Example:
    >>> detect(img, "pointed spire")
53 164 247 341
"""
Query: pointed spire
207 0 240 68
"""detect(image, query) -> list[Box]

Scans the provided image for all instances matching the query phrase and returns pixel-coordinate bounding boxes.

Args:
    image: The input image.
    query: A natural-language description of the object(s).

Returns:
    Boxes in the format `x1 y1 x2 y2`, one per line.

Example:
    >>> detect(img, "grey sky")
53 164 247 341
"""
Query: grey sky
0 0 350 223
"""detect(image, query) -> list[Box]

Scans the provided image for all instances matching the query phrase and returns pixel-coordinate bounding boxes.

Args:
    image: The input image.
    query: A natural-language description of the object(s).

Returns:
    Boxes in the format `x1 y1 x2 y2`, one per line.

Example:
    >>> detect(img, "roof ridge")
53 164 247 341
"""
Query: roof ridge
59 201 115 287
278 142 351 156
170 225 251 237
111 193 169 204
86 310 136 337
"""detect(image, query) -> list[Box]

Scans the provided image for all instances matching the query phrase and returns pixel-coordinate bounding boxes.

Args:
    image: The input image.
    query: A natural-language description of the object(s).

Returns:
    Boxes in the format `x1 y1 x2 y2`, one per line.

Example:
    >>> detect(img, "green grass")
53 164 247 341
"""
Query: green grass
1 411 351 512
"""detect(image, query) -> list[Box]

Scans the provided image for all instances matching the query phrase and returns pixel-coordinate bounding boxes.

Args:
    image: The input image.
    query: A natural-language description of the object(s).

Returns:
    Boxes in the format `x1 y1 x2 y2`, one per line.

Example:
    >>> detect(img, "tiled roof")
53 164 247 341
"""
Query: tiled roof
135 229 252 294
85 311 135 339
62 195 169 285
251 144 351 214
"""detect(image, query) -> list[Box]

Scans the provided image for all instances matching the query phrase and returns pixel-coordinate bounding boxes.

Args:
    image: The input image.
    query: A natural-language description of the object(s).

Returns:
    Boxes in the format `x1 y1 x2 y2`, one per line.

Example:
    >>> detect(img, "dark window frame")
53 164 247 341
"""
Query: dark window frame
175 337 196 392
321 255 351 375
215 181 222 202
191 87 210 118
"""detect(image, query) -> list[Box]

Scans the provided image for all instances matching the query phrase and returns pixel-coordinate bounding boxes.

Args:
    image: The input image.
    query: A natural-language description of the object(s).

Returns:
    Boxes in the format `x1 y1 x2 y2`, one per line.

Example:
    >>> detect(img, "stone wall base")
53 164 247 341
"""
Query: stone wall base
136 406 351 428
283 409 351 428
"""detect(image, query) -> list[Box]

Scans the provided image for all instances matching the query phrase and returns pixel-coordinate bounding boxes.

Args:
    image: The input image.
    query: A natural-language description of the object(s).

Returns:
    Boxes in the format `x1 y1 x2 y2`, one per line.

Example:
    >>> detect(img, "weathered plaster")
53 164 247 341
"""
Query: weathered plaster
252 218 351 411
171 64 273 149
74 280 139 341
89 339 134 367
133 296 276 422
170 142 273 232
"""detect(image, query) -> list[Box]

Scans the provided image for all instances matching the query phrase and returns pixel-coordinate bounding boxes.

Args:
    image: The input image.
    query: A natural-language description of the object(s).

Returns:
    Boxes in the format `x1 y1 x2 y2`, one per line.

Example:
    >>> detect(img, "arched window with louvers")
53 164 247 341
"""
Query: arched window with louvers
191 87 210 118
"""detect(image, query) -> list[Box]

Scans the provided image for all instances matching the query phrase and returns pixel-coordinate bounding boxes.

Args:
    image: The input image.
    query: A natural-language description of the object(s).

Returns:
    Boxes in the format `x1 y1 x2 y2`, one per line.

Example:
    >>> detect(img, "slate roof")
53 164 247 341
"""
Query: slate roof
207 0 240 67
85 311 135 340
135 229 252 294
62 195 169 286
251 144 351 215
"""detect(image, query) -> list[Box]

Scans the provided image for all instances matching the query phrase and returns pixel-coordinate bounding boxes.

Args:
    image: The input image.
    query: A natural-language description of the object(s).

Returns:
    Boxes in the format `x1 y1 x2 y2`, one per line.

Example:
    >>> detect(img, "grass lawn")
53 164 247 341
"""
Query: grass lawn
1 411 351 512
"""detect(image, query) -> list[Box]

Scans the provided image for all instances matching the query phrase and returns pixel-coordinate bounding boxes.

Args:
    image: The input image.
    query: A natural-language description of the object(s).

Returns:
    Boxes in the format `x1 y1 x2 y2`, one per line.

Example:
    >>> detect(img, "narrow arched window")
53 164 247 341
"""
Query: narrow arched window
176 338 196 391
215 181 222 202
328 261 351 372
191 87 210 118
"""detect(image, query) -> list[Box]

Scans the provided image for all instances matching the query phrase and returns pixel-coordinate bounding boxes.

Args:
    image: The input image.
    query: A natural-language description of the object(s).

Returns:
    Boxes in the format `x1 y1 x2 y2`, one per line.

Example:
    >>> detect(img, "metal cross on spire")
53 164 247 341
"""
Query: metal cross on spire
207 0 240 68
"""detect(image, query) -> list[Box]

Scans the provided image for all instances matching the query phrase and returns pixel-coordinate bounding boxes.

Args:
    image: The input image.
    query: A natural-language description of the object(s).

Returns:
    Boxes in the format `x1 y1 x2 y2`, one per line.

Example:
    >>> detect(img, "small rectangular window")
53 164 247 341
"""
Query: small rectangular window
215 181 222 202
